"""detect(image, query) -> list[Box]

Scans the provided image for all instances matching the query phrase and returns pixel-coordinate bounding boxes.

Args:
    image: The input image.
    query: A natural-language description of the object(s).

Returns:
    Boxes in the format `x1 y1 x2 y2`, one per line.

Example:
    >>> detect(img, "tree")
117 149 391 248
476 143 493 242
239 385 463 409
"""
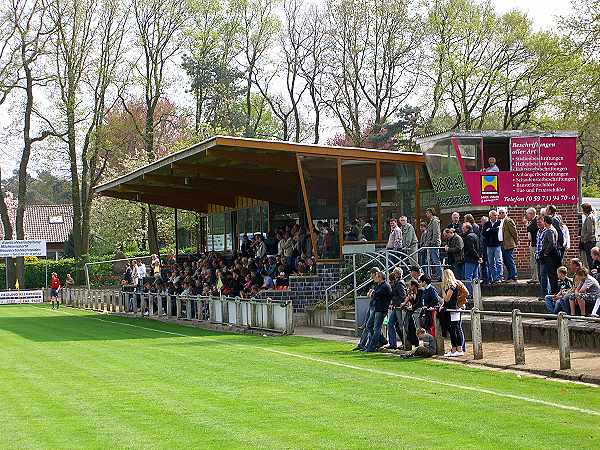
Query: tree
324 0 422 146
48 0 128 280
128 0 190 255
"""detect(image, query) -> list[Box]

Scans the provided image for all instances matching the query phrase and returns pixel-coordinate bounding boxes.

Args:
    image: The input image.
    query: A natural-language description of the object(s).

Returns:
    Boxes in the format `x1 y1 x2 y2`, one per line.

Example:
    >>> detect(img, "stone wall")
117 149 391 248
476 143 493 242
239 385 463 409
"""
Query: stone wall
256 262 342 313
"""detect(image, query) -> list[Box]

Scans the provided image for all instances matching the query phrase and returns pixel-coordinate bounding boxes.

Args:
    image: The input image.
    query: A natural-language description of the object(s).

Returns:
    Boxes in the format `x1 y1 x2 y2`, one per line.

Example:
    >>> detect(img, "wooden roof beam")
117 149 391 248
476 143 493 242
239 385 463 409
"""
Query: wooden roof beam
102 190 209 213
206 148 298 171
116 184 237 208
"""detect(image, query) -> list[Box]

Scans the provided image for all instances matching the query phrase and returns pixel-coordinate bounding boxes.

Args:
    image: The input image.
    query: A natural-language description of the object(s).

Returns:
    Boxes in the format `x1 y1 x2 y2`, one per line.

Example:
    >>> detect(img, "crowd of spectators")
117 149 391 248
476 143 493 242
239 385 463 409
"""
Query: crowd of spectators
121 224 320 300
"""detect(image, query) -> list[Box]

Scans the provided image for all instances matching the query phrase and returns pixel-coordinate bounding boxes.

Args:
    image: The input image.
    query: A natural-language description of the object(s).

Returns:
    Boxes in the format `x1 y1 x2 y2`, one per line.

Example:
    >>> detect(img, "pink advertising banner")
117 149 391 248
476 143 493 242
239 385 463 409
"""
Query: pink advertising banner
462 137 578 206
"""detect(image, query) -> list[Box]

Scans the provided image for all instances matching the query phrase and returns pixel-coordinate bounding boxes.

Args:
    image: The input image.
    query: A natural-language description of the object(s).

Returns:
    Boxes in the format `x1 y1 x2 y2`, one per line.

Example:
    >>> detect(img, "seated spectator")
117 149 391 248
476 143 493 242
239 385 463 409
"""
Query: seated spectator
261 271 275 290
569 268 600 316
400 328 436 358
275 271 289 289
544 266 573 314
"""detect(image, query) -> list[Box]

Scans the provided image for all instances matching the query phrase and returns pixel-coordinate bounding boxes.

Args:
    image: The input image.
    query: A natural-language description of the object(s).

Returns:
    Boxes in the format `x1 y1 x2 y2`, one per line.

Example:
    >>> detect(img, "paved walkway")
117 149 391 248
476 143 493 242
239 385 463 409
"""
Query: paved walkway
294 327 600 385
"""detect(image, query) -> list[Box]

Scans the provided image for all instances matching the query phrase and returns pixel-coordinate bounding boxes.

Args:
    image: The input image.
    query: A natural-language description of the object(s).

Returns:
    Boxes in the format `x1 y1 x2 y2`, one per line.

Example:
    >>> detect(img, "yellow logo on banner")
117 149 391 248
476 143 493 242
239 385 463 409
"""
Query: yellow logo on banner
481 175 498 195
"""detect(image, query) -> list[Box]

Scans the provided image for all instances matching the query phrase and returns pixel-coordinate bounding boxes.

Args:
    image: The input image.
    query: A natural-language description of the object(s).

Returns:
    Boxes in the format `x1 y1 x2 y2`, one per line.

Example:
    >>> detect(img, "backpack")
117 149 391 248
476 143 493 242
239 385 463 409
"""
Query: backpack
457 281 469 307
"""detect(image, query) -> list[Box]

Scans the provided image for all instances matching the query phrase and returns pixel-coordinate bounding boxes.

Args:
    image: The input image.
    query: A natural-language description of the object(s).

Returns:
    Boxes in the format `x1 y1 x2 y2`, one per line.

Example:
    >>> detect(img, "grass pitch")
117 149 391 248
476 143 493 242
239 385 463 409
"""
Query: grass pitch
1 305 599 449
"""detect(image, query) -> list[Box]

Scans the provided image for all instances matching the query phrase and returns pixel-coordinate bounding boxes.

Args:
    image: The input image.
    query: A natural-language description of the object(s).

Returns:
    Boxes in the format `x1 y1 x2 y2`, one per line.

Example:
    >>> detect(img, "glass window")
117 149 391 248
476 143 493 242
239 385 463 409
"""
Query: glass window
342 160 378 243
210 213 225 252
224 211 232 251
455 138 483 172
380 163 416 237
301 156 340 259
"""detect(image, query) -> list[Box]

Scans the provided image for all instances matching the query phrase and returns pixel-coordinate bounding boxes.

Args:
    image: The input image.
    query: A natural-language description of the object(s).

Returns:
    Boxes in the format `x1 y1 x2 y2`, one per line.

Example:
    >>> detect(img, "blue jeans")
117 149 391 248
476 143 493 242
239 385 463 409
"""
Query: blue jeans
463 261 480 297
544 294 570 314
487 246 502 282
387 309 402 349
358 307 375 350
502 248 517 280
427 248 441 280
366 312 386 352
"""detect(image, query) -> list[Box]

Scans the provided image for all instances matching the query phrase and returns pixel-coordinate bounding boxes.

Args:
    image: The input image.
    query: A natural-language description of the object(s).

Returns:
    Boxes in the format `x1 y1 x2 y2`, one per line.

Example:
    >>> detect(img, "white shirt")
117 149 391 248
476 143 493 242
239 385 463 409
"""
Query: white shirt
561 224 571 250
486 165 499 172
137 263 146 278
498 219 504 242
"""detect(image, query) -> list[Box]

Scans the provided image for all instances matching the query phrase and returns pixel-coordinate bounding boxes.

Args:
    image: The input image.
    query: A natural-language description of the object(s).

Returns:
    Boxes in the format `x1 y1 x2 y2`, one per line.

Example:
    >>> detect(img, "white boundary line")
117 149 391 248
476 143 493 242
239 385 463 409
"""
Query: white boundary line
32 305 600 417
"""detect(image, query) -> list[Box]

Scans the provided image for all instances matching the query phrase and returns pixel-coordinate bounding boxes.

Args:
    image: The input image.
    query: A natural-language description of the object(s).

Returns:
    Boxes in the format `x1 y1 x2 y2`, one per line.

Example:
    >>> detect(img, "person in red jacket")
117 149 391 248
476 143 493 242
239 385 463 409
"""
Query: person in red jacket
50 273 61 309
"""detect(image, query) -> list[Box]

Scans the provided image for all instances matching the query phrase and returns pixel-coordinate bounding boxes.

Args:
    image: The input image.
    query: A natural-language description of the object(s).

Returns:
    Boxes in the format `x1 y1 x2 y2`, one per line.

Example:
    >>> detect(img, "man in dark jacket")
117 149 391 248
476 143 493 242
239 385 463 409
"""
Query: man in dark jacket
413 274 440 330
538 215 560 295
462 222 480 297
365 269 392 352
444 228 464 279
386 269 407 349
482 210 502 283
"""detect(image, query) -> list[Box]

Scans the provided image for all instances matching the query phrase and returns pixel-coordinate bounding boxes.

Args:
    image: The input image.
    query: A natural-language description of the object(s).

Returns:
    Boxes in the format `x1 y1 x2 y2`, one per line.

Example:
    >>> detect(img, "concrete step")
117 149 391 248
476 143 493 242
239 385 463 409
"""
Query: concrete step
470 296 547 314
333 318 355 328
481 280 540 297
461 316 600 351
339 310 355 320
322 325 356 337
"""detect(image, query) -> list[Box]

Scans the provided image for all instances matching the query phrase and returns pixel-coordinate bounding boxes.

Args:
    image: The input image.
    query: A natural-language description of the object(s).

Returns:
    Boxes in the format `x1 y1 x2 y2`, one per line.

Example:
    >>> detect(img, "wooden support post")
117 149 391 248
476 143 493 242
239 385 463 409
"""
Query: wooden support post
512 309 525 365
472 278 483 311
471 308 483 360
557 312 571 370
267 300 275 330
186 298 192 320
434 310 445 355
176 297 182 318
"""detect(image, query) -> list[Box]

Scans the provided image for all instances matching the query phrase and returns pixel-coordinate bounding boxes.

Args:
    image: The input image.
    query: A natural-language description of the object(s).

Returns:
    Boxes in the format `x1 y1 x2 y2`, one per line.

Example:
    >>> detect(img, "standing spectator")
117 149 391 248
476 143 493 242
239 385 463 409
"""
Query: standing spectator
569 268 600 316
447 211 462 234
361 218 375 241
136 260 147 290
538 216 560 296
265 232 279 256
386 269 407 350
524 208 539 283
423 208 442 281
479 216 489 284
418 221 428 268
440 269 465 357
444 228 464 279
241 234 251 257
580 203 596 268
386 218 403 252
498 207 518 282
482 210 502 284
414 274 440 330
364 269 392 352
353 268 379 352
65 273 74 288
50 272 61 309
464 213 479 235
485 156 500 172
462 222 480 297
560 218 571 263
151 254 161 280
399 216 418 263
254 234 267 259
347 219 360 241
546 205 565 260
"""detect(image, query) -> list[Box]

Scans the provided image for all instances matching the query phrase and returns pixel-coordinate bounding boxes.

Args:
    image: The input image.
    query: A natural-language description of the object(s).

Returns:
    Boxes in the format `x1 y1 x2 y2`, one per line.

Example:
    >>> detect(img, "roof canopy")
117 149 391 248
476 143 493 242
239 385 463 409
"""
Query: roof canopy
95 136 425 213
415 129 579 145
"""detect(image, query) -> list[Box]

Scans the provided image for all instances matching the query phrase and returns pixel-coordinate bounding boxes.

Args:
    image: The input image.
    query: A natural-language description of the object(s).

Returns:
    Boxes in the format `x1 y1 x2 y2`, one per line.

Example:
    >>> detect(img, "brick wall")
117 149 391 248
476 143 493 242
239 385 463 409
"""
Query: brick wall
508 203 580 277
256 262 342 313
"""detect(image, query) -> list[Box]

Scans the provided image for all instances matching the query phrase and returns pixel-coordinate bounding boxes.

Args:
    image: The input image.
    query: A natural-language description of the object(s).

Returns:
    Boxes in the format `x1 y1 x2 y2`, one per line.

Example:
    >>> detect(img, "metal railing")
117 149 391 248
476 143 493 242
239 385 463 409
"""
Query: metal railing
61 288 293 334
440 307 600 370
324 247 446 325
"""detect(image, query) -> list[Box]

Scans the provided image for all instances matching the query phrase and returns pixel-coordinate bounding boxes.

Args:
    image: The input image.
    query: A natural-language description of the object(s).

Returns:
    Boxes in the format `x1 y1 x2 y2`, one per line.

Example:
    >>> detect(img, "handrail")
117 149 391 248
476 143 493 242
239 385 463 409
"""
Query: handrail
324 247 446 324
445 308 600 323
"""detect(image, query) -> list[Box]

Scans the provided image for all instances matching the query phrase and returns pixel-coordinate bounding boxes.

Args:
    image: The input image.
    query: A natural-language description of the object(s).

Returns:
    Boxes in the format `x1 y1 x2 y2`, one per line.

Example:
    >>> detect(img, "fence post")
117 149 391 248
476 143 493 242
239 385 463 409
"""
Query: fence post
176 297 182 319
471 307 483 360
235 299 242 326
512 309 525 365
434 310 445 355
557 312 571 370
167 295 173 317
158 294 164 316
267 299 275 330
186 298 192 320
472 278 483 310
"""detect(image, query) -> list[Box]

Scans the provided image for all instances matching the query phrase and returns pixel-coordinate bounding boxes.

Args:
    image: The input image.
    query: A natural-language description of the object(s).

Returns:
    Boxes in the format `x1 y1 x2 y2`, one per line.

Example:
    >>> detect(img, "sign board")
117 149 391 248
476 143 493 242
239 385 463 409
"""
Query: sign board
0 289 44 305
342 243 376 254
461 136 578 206
0 240 47 258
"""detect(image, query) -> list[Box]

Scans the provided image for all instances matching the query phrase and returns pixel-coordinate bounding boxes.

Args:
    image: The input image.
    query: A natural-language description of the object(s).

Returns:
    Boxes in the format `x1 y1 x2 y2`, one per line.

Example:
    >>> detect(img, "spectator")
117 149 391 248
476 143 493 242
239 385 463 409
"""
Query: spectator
482 210 502 283
498 207 518 283
353 268 382 352
544 266 573 314
444 227 464 279
569 268 600 316
50 272 61 309
400 328 436 359
361 218 375 241
409 265 422 282
265 232 279 256
538 215 560 296
347 219 361 241
523 207 539 284
447 211 462 234
479 216 489 284
386 218 403 252
560 218 571 263
386 268 407 350
418 221 428 268
589 247 600 277
580 203 596 268
122 263 133 286
136 260 147 289
131 260 139 289
462 222 481 297
151 254 161 280
364 269 392 352
65 273 74 289
241 234 251 257
254 234 267 259
275 271 289 289
399 216 418 263
485 156 500 172
464 213 479 235
546 205 565 260
423 208 442 281
414 273 440 330
441 269 465 357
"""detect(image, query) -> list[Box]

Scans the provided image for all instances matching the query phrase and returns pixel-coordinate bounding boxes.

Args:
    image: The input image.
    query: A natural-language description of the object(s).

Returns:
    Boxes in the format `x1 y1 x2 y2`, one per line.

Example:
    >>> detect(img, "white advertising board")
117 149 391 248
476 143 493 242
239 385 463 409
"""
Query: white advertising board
0 240 47 258
0 289 44 305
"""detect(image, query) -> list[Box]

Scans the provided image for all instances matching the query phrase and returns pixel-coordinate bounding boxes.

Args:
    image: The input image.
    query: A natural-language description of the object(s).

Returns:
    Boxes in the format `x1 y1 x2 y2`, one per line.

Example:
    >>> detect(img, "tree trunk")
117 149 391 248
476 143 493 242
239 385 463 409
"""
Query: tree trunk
0 172 16 289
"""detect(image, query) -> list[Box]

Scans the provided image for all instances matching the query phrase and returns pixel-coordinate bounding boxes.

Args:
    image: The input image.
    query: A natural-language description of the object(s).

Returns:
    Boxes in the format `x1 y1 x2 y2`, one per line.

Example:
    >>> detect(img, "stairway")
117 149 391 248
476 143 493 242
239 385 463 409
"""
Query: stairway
322 310 357 337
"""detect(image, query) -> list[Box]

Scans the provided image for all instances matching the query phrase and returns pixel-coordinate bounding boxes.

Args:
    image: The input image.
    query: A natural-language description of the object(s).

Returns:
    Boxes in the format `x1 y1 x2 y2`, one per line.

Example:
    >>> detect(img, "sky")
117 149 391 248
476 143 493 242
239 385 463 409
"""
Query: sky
0 0 576 177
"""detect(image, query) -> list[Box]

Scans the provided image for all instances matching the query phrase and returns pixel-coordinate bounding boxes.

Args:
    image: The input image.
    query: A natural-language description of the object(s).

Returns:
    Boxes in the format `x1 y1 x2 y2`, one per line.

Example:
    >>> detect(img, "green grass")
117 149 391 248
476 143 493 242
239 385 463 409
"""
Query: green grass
1 305 599 449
